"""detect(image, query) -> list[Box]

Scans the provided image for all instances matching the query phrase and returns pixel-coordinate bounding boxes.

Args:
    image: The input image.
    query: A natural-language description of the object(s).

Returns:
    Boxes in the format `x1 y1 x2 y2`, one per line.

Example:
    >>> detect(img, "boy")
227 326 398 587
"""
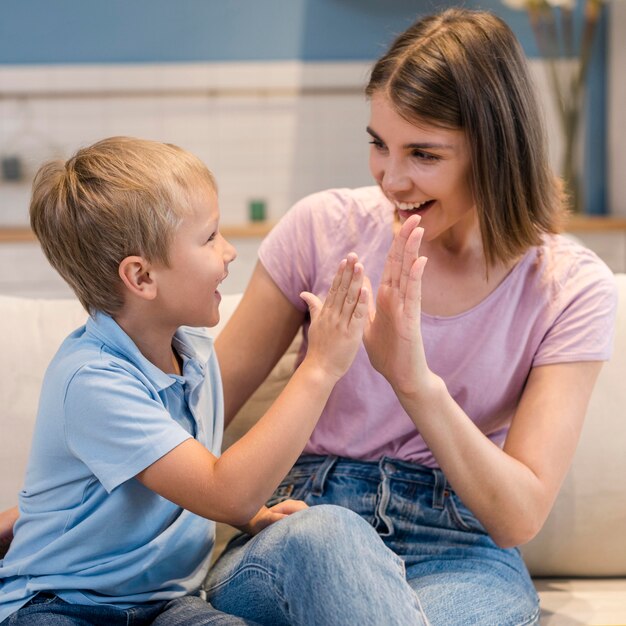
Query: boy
0 137 368 624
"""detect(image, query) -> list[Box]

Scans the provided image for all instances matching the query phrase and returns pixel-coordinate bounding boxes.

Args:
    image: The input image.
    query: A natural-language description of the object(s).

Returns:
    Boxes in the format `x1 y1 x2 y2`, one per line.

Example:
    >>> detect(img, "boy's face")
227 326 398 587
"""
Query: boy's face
155 185 236 328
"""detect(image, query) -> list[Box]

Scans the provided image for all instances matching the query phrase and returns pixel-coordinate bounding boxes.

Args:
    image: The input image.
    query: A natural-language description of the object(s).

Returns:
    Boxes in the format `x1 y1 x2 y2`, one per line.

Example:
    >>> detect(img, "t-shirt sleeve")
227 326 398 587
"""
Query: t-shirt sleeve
533 255 618 366
63 363 192 493
258 194 318 311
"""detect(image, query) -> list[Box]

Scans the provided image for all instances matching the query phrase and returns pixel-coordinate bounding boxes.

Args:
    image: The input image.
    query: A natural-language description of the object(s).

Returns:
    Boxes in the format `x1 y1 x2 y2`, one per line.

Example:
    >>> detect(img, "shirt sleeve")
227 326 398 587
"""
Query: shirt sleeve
258 193 319 311
533 253 618 366
63 362 192 493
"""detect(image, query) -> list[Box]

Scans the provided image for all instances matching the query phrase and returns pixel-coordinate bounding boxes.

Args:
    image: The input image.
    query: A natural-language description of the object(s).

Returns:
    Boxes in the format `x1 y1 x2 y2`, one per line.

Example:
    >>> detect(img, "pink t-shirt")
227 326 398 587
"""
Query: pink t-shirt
259 186 618 467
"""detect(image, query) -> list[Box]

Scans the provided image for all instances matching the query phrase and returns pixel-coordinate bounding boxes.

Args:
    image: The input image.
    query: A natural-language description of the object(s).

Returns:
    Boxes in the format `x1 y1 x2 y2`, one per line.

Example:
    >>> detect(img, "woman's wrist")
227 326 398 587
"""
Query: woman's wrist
393 371 447 406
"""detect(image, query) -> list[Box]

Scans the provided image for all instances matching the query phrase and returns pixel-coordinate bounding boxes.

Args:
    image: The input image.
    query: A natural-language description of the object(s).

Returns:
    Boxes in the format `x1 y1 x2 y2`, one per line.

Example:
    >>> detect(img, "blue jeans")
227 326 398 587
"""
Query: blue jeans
206 455 540 626
4 591 258 625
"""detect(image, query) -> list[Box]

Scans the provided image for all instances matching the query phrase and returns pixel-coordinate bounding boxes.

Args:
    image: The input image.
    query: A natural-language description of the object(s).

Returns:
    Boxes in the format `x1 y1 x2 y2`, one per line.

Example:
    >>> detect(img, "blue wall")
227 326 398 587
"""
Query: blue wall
0 0 606 213
0 0 542 64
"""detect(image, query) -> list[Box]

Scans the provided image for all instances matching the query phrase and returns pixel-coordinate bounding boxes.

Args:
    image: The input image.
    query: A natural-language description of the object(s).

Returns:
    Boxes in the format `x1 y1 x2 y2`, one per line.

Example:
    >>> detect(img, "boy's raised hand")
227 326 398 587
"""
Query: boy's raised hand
300 253 368 381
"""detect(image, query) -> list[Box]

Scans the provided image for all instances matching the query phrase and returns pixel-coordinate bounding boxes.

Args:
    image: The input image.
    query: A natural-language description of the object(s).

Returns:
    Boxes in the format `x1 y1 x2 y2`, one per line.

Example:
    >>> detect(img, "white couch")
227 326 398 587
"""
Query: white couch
1 279 625 625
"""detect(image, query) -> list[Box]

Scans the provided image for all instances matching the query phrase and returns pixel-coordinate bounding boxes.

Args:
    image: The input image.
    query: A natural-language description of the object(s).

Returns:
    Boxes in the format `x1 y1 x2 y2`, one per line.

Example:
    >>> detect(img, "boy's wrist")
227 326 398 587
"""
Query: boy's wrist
297 357 343 387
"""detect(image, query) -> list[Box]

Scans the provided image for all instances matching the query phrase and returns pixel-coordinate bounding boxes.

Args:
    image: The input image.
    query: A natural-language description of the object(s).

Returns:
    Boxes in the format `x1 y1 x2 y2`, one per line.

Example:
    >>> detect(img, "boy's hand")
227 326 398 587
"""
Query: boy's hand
300 253 369 381
236 500 308 536
0 505 18 559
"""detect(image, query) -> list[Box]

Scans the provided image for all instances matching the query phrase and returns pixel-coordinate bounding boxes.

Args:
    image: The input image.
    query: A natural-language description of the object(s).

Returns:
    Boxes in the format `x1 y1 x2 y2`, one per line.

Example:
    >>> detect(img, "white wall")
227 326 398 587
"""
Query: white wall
0 61 372 228
0 54 622 299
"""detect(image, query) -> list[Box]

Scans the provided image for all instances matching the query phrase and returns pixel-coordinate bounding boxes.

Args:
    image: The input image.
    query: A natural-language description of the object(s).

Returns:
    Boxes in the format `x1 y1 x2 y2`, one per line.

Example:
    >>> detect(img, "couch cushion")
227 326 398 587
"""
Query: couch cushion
2 276 625 579
0 295 88 510
521 273 626 576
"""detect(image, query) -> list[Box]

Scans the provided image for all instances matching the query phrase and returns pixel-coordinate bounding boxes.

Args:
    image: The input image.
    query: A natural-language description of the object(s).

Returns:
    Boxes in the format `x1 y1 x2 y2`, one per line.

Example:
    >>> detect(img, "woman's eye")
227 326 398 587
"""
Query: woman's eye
413 150 440 162
368 139 386 150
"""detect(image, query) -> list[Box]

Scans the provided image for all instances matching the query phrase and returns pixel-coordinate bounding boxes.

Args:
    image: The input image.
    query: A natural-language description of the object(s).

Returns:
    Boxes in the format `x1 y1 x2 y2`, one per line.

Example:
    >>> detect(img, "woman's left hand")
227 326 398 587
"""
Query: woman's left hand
363 215 433 398
237 500 309 536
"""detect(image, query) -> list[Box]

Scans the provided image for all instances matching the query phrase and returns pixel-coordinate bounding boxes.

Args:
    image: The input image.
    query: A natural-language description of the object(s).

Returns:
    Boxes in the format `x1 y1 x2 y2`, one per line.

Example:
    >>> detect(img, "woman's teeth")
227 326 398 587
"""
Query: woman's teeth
396 200 430 211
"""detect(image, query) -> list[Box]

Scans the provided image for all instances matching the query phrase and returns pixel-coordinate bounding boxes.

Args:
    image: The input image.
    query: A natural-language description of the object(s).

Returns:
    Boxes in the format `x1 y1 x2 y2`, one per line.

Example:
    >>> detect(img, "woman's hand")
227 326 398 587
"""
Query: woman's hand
363 215 434 397
236 500 308 535
300 254 368 381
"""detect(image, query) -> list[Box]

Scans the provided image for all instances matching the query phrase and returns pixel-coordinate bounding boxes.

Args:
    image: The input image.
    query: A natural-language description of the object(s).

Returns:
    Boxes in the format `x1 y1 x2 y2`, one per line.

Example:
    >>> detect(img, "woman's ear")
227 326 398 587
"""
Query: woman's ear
118 256 158 301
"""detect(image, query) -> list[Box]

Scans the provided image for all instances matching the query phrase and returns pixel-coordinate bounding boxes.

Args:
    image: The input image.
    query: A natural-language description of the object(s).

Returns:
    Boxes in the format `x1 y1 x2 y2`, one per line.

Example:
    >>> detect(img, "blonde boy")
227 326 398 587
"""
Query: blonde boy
0 137 368 625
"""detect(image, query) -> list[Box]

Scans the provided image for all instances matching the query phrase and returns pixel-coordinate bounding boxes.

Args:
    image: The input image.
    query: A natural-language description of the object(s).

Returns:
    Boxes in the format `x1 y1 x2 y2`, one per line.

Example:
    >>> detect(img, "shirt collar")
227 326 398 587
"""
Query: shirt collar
85 312 214 392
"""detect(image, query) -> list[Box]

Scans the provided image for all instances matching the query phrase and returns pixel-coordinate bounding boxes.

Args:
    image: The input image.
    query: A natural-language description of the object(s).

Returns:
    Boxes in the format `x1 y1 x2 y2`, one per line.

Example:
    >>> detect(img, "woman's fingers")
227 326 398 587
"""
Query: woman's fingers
404 256 428 319
399 225 424 300
383 215 421 289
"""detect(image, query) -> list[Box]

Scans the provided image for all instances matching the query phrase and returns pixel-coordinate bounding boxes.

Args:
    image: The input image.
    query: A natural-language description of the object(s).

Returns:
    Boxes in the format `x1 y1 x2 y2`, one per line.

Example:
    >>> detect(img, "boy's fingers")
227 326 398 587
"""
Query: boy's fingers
362 275 376 323
348 286 369 329
336 253 357 303
339 262 363 319
300 291 323 319
325 258 347 310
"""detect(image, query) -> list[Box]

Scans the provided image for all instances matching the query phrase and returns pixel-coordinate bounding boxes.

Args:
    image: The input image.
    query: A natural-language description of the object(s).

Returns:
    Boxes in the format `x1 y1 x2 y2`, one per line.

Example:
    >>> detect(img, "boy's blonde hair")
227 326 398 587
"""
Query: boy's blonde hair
30 136 216 315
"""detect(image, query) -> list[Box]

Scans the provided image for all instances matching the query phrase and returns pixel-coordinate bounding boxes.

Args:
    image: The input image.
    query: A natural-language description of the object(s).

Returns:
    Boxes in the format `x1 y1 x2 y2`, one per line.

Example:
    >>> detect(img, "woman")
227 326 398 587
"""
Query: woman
205 8 617 626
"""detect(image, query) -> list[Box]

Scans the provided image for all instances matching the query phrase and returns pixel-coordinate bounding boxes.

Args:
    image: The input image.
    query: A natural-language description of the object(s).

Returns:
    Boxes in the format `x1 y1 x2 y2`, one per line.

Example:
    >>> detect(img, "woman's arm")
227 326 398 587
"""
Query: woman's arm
216 261 305 426
397 360 600 548
364 215 603 547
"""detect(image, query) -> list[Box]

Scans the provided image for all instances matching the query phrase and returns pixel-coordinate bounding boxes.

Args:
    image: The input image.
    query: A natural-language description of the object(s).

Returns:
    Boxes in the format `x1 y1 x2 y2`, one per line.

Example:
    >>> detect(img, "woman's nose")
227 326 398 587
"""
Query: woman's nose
380 160 412 194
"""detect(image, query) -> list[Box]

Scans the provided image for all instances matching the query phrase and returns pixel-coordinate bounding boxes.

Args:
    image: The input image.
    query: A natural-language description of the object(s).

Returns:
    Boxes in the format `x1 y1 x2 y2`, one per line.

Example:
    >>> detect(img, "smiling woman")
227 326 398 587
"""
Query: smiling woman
205 8 617 626
366 94 475 246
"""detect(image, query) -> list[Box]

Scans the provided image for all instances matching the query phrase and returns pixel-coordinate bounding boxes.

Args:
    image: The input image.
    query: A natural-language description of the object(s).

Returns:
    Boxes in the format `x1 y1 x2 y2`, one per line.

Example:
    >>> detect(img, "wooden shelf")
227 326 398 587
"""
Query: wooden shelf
565 215 626 232
2 216 626 244
0 222 276 244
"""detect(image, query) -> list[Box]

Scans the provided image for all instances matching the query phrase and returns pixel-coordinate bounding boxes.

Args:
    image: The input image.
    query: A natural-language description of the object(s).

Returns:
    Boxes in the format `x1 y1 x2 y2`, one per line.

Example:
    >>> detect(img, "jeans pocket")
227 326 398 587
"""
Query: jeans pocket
265 472 312 508
445 493 487 534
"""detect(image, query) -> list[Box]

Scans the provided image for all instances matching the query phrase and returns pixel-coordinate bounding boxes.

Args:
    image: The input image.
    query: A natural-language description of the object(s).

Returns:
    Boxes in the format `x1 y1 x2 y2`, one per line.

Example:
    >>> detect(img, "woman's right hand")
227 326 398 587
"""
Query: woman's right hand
300 254 368 381
363 215 434 398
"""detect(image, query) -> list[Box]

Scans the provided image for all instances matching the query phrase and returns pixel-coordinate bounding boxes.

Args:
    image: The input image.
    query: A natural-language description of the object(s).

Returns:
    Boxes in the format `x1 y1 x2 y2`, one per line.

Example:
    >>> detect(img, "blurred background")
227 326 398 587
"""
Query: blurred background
1 0 624 296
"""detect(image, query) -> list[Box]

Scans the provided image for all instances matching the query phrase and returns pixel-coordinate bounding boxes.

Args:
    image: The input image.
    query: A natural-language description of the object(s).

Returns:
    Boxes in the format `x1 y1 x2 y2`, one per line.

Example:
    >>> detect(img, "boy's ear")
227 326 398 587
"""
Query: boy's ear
118 256 158 300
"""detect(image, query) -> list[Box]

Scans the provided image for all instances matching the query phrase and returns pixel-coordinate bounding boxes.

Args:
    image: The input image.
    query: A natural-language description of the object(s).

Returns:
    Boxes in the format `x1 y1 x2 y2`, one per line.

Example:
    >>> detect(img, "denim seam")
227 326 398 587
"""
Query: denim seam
445 493 479 533
205 562 287 607
514 604 541 626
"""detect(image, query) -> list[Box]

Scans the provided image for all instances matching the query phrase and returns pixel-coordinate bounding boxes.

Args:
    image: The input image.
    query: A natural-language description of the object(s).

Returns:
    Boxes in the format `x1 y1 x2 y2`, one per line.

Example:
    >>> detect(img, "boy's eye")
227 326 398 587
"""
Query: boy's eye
207 232 217 243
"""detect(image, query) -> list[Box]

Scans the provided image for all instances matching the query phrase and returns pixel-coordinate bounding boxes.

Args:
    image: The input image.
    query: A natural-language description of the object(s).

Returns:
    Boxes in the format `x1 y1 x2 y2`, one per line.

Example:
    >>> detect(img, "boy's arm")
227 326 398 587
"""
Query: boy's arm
235 500 309 535
217 261 305 427
137 255 368 527
0 505 18 558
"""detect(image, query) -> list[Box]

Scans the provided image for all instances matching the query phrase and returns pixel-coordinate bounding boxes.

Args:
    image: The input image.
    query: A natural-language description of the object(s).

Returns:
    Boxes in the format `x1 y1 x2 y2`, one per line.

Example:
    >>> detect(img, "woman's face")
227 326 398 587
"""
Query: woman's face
368 92 476 243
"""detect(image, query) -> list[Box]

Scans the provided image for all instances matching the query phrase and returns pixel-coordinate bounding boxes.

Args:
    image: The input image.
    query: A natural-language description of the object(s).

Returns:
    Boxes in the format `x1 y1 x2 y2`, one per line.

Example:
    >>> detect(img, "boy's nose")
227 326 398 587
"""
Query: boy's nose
223 237 237 264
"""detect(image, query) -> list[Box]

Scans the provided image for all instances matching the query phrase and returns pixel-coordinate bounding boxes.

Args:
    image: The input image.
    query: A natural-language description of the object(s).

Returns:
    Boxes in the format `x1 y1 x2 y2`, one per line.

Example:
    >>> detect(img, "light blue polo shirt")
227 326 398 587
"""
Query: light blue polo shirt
0 312 224 622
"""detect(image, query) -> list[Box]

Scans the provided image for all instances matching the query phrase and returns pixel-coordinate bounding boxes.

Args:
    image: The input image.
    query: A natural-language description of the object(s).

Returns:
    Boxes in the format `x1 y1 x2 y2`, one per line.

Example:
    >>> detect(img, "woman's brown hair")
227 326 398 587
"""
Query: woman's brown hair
366 8 567 266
